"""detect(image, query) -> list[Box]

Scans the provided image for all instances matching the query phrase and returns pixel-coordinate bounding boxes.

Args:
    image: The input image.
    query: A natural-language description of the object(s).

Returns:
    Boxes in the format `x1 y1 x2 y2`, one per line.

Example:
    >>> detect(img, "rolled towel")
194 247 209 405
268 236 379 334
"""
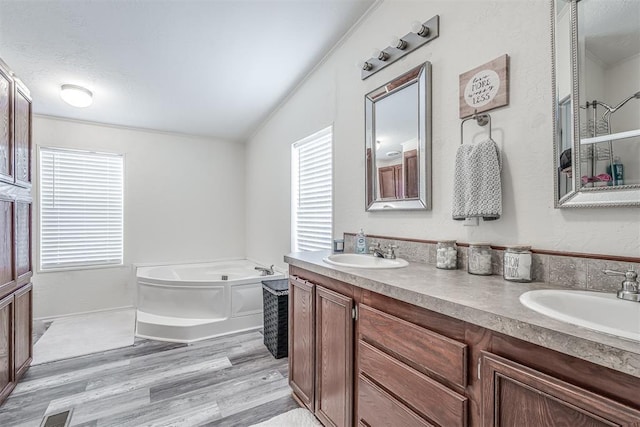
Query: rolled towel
452 138 502 220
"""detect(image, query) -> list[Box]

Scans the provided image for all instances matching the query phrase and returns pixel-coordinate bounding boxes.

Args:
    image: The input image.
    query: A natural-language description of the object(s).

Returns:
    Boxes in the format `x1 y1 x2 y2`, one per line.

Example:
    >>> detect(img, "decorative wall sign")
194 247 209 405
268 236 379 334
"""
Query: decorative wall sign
459 54 509 118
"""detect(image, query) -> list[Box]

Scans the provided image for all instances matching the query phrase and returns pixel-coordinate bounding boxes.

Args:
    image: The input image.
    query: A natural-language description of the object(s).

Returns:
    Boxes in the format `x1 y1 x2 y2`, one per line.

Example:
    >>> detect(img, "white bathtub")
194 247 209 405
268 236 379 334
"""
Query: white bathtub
135 260 285 343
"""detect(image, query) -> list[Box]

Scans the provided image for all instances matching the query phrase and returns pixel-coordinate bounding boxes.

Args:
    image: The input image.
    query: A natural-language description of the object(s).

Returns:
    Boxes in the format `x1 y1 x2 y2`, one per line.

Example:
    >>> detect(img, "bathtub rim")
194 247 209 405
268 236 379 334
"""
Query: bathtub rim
135 258 286 286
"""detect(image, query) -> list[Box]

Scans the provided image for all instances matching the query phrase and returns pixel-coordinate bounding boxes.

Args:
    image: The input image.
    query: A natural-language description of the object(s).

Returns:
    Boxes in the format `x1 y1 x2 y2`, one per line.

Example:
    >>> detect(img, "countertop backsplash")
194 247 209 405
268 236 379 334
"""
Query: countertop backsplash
343 232 640 293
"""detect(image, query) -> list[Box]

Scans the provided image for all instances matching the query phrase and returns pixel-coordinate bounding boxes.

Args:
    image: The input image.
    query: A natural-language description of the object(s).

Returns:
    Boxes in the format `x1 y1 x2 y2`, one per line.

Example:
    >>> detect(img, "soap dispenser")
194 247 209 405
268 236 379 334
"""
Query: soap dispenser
356 229 367 254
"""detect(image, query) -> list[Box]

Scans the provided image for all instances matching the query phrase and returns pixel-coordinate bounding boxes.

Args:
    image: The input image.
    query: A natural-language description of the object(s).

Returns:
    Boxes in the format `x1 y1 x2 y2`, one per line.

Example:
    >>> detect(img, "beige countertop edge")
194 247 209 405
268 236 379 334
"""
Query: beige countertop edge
284 252 640 379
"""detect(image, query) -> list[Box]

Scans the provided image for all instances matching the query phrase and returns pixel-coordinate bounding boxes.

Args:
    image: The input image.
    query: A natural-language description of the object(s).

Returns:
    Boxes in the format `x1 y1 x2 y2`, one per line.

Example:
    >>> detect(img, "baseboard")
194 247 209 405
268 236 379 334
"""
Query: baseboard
35 305 136 322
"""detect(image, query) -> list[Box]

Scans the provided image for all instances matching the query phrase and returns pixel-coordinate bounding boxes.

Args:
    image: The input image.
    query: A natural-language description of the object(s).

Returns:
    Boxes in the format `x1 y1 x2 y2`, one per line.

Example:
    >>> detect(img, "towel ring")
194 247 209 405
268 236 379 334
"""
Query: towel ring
460 110 492 145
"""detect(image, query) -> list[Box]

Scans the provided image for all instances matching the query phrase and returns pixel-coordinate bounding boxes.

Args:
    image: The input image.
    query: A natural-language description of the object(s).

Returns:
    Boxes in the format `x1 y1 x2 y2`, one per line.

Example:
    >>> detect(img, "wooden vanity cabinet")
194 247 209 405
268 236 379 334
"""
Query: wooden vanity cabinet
357 292 469 427
289 267 640 427
481 351 640 426
289 271 354 427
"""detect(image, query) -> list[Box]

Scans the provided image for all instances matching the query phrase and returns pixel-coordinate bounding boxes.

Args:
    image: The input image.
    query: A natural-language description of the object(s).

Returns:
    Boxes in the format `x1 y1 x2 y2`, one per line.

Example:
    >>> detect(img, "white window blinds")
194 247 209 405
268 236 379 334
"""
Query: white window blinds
292 126 333 252
40 147 124 270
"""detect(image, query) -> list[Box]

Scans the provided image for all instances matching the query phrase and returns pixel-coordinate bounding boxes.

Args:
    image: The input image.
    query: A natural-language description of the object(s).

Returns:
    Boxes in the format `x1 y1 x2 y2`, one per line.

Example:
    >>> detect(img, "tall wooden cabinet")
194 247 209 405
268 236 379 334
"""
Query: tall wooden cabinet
0 57 33 407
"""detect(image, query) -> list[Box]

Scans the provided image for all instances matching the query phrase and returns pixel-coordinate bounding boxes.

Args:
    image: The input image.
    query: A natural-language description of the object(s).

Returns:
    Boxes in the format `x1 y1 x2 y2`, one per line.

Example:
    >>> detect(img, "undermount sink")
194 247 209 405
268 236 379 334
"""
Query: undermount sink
520 290 640 341
323 253 409 269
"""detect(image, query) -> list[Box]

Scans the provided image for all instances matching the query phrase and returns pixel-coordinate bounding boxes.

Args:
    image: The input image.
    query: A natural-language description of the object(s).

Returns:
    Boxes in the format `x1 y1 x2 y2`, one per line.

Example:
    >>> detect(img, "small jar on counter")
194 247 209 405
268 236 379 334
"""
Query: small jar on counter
436 240 457 270
503 246 532 282
468 243 493 275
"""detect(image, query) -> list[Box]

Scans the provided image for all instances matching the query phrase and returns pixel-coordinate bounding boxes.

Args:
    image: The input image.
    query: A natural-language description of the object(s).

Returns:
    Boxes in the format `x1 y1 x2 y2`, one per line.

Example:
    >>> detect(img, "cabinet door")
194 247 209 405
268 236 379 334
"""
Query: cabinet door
404 149 418 198
481 351 640 426
0 199 14 295
0 293 14 403
378 166 397 199
315 285 353 427
0 66 12 184
14 86 31 187
14 283 32 379
15 201 31 284
289 276 315 410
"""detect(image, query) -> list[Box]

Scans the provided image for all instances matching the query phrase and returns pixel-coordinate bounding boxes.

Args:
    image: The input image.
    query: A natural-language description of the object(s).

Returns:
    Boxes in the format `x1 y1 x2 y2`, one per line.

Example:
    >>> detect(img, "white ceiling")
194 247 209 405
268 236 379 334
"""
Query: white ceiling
581 0 640 66
0 0 374 141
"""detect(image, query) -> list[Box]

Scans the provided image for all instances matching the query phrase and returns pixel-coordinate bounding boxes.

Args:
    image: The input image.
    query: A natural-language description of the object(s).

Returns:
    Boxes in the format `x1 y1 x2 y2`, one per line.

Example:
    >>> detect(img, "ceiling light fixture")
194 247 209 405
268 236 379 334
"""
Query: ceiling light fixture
60 84 93 108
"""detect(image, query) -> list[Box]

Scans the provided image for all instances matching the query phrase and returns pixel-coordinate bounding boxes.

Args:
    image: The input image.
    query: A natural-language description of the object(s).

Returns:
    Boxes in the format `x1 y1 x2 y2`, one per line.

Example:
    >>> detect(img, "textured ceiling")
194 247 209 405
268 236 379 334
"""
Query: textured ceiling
0 0 374 141
580 0 640 66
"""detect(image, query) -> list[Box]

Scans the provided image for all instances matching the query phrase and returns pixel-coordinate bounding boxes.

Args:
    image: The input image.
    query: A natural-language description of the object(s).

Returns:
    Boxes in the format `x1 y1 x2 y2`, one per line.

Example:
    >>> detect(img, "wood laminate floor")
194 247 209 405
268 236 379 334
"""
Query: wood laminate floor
0 330 298 427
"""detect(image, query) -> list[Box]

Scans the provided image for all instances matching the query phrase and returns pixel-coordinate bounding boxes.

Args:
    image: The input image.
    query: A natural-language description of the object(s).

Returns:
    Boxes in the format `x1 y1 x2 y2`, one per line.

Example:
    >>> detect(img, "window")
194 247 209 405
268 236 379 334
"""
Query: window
291 126 333 252
39 147 124 270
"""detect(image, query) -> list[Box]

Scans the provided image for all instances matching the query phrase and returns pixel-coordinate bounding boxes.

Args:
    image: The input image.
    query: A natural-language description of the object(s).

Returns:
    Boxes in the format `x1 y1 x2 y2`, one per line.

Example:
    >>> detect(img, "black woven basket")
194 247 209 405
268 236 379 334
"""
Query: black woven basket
262 279 289 359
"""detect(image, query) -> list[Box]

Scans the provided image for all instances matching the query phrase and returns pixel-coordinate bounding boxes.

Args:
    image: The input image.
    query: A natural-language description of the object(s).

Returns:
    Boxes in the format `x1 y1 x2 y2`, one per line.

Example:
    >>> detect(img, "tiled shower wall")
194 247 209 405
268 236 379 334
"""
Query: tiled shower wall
343 233 640 293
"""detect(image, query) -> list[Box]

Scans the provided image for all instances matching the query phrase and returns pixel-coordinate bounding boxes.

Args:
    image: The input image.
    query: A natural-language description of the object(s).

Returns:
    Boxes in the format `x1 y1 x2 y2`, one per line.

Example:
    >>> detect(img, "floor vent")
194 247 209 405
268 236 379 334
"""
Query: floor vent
40 409 73 427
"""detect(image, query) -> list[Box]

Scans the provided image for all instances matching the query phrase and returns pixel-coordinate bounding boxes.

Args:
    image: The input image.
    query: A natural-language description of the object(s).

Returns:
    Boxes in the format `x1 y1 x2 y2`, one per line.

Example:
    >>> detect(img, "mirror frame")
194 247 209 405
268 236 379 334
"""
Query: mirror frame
365 62 432 211
552 0 640 208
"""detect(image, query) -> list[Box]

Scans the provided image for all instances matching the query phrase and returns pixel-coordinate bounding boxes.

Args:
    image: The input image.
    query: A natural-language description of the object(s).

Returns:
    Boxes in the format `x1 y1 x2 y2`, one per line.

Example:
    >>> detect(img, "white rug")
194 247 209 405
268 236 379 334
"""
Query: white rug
32 309 135 365
250 408 323 427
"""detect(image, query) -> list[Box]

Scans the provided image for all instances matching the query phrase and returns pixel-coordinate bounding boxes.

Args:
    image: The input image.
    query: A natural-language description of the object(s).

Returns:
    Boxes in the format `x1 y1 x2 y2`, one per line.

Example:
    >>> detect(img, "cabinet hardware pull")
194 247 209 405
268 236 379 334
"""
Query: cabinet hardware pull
477 359 482 380
352 306 358 320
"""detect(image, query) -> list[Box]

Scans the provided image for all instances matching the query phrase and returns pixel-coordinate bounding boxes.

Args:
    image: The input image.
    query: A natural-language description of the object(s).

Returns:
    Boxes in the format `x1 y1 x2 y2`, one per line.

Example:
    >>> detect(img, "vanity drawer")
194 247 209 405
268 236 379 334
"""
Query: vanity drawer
358 375 434 427
358 304 467 387
359 340 467 427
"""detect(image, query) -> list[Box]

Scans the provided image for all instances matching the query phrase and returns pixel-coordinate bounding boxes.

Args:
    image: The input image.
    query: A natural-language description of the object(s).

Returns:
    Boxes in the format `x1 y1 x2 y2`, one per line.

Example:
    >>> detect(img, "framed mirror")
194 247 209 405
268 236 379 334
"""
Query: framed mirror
365 62 432 211
552 0 640 207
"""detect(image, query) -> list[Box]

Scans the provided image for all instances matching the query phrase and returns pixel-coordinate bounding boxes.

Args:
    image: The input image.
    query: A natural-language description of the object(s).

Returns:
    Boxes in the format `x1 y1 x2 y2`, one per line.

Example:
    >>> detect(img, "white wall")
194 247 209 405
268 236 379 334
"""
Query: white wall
245 0 640 271
33 116 246 318
604 54 640 185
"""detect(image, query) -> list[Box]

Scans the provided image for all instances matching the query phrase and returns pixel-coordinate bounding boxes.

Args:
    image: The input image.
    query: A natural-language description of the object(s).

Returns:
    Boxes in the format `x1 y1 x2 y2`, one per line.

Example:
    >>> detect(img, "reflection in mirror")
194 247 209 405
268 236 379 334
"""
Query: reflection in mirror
365 63 431 211
553 0 640 207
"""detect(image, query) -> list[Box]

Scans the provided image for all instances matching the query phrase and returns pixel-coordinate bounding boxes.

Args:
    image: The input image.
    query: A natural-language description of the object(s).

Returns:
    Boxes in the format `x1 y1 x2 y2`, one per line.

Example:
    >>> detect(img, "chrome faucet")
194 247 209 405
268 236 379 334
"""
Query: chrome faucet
255 265 275 276
369 243 398 259
603 269 640 302
369 243 385 258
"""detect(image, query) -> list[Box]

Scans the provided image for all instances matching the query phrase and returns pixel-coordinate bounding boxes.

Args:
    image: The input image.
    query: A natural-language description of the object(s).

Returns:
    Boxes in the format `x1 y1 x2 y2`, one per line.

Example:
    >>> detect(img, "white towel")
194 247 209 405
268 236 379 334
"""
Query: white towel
452 138 502 220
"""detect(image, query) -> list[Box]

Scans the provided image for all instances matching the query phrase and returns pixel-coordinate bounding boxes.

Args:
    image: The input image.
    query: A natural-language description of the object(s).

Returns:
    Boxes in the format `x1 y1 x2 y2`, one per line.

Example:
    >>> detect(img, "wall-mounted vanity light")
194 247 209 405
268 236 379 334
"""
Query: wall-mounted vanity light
60 84 93 108
389 36 408 51
358 15 440 80
372 49 389 62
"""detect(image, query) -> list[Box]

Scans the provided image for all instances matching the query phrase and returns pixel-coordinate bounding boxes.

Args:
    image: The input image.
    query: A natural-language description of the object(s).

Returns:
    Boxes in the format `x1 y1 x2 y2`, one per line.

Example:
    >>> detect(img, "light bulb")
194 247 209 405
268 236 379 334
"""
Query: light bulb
60 84 93 108
390 36 407 50
371 49 389 61
357 60 373 71
411 20 429 37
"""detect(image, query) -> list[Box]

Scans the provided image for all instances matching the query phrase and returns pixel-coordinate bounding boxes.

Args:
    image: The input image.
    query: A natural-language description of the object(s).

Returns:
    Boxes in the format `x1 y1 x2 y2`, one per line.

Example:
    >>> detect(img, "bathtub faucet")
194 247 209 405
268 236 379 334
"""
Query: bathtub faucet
255 265 275 276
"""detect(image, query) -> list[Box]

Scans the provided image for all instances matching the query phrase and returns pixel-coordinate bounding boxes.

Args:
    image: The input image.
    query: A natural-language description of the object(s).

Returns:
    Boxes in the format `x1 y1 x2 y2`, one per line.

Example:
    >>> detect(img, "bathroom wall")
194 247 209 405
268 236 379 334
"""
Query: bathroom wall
32 116 246 318
604 55 640 185
245 0 640 271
